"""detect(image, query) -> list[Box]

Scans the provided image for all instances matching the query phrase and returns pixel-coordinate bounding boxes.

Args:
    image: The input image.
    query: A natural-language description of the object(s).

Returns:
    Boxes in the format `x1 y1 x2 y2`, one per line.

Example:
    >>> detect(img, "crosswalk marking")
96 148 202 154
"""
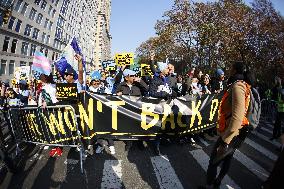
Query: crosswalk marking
101 160 122 189
150 155 184 189
260 127 273 135
234 150 269 181
251 131 281 148
244 138 278 161
198 137 210 147
189 149 240 189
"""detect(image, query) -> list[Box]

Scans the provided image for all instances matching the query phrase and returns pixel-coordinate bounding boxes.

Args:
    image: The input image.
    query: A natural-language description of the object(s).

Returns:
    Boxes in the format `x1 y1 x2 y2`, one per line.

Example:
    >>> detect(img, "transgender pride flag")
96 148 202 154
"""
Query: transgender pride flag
32 51 51 78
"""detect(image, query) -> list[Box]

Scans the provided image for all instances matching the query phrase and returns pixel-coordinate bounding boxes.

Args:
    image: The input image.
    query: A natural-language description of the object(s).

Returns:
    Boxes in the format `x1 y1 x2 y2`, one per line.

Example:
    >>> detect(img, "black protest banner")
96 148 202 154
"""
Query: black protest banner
56 83 78 100
8 93 222 144
77 92 222 140
8 106 79 145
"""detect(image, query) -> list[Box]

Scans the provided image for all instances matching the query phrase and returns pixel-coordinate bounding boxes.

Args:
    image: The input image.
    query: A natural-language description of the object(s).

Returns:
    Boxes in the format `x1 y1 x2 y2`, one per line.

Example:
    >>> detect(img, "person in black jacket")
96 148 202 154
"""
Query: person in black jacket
116 69 149 151
116 69 149 96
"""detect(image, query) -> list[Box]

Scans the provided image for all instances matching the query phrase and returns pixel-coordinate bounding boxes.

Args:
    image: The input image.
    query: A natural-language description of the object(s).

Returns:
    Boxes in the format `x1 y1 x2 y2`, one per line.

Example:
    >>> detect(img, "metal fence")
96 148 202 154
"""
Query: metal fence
7 105 85 173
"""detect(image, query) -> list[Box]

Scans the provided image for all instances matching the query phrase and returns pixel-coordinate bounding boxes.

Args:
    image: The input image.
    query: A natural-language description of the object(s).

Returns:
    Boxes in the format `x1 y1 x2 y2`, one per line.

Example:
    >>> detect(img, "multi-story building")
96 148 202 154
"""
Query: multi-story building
0 0 112 82
94 0 111 67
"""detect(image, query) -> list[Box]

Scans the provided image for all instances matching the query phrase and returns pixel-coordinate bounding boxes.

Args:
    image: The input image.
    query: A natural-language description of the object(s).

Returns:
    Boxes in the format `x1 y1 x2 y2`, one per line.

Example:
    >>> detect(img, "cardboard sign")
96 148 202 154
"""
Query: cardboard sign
14 66 30 82
141 64 153 76
102 60 115 69
56 83 78 100
115 53 134 66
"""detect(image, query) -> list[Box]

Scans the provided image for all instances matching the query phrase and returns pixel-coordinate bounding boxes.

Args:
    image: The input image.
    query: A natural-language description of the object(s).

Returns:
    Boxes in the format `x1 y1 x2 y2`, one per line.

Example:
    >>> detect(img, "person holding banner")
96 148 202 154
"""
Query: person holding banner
89 71 111 94
116 69 149 96
116 69 149 151
200 61 255 189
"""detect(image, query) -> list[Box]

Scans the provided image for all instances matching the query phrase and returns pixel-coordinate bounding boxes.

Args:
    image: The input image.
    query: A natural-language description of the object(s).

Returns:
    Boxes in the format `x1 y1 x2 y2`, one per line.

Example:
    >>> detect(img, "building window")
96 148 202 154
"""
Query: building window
30 44 37 56
11 39 18 53
9 60 15 75
52 9 56 17
14 0 23 12
2 36 10 52
41 0 47 10
29 8 37 20
57 16 64 27
36 13 43 24
20 61 26 66
48 5 53 15
42 32 46 42
55 27 62 39
21 42 29 55
32 28 39 39
34 0 41 5
15 19 22 32
0 60 7 75
8 16 15 30
48 21 53 30
44 18 49 28
46 35 50 44
20 2 28 15
24 24 32 36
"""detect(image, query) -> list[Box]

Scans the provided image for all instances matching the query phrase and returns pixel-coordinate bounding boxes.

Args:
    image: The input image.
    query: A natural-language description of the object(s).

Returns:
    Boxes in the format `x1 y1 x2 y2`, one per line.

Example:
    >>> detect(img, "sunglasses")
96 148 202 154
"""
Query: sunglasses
129 75 135 77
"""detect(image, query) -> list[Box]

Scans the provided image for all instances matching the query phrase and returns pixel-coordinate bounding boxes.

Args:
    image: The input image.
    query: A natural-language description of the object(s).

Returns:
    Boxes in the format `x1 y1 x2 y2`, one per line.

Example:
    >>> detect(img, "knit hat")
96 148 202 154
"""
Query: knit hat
216 68 224 76
157 62 168 72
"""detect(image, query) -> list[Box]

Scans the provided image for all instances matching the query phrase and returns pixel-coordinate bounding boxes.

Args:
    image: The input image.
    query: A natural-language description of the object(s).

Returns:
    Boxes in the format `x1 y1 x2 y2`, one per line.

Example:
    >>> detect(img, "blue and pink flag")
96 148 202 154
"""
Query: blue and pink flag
32 51 51 78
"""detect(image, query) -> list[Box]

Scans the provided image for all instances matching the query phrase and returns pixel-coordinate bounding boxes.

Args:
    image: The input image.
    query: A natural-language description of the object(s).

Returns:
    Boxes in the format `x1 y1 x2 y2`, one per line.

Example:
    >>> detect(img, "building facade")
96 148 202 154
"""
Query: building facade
0 0 111 81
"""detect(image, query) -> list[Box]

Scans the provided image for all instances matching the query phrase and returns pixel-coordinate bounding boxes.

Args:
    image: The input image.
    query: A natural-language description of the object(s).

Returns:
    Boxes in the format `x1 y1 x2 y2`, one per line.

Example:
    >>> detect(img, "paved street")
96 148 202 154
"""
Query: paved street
0 119 281 189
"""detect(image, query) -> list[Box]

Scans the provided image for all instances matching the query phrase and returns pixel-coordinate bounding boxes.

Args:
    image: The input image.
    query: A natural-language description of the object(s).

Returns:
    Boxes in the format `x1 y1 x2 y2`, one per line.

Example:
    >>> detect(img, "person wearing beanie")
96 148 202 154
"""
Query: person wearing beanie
211 68 226 93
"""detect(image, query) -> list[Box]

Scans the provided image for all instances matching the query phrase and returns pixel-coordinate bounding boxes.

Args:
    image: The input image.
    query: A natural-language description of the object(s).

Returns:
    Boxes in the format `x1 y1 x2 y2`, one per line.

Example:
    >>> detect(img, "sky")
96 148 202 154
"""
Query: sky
110 0 284 57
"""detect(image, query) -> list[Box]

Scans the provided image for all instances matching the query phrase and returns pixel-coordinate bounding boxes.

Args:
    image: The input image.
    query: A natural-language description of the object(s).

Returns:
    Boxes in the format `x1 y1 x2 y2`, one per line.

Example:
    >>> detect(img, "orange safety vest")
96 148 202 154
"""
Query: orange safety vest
217 81 251 133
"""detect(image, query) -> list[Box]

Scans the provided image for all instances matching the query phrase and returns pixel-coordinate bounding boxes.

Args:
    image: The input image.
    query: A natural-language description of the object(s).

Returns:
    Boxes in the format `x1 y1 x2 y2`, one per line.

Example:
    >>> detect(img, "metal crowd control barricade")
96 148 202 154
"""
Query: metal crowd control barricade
7 105 86 173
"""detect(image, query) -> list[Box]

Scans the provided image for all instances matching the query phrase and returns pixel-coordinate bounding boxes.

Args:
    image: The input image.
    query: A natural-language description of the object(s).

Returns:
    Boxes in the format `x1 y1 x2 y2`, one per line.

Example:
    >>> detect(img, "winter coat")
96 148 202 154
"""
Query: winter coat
116 80 149 96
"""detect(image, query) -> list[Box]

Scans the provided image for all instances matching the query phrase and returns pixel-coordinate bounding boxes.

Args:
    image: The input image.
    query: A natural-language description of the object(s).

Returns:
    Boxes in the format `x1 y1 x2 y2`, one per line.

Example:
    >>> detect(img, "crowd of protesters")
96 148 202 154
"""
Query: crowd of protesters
0 53 284 183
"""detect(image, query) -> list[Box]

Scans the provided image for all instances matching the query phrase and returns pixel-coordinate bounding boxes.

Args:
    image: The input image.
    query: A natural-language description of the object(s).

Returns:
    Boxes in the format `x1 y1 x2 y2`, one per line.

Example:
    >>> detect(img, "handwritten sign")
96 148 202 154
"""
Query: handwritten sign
56 83 78 100
141 64 153 76
115 53 134 66
102 60 115 69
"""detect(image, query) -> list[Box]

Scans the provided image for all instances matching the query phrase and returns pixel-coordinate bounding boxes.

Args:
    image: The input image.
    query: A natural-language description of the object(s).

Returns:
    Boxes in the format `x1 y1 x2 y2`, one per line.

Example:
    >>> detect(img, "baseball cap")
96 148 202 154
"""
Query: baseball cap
123 69 136 77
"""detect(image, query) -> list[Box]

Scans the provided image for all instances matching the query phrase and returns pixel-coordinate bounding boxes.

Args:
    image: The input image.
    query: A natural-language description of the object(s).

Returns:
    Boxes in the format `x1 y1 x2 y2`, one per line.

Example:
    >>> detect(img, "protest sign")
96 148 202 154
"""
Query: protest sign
56 83 78 100
115 53 134 66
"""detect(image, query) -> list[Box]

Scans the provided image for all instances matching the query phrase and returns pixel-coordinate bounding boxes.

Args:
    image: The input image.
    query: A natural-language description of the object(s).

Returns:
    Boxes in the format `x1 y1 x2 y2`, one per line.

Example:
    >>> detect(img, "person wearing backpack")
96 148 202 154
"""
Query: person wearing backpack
199 61 256 189
270 77 284 141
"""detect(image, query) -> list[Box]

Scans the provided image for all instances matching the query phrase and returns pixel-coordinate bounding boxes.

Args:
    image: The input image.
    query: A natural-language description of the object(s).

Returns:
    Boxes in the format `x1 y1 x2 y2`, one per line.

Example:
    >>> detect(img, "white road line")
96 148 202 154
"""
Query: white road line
251 131 281 148
264 123 274 130
244 138 278 161
260 127 273 135
189 149 240 189
101 160 122 189
234 150 269 181
150 155 184 189
199 137 210 147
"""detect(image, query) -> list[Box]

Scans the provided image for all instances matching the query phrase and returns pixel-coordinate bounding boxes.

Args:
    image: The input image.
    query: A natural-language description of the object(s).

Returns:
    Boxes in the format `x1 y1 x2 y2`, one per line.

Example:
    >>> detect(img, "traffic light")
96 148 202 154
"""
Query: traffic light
3 9 12 24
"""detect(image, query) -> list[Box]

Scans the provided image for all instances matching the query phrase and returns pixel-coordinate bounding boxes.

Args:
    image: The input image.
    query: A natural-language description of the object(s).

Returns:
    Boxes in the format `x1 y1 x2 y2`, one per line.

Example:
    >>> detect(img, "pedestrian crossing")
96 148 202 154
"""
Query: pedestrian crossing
86 122 281 189
0 121 281 189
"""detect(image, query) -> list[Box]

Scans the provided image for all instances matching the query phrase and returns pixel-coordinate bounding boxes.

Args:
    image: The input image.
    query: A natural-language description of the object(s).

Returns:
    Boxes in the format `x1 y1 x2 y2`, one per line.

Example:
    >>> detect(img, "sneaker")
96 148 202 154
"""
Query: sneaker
49 148 57 157
95 145 104 154
109 146 115 155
